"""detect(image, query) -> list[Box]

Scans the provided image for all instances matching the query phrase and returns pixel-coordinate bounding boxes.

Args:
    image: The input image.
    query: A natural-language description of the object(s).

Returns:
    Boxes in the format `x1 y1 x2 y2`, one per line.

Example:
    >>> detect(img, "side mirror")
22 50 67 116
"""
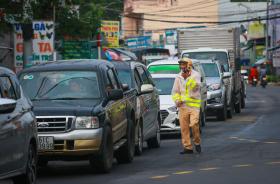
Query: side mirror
140 84 154 94
108 89 124 101
122 84 129 91
223 72 231 79
0 99 17 114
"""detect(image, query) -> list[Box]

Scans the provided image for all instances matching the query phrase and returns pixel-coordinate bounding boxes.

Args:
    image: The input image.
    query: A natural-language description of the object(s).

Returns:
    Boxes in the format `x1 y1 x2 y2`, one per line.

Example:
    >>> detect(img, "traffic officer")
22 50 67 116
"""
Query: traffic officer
172 58 202 154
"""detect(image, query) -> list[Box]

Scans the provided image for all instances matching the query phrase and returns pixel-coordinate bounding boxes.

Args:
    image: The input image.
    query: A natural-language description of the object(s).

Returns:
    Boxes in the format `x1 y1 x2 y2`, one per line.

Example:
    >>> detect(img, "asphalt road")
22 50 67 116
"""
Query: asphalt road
2 85 280 184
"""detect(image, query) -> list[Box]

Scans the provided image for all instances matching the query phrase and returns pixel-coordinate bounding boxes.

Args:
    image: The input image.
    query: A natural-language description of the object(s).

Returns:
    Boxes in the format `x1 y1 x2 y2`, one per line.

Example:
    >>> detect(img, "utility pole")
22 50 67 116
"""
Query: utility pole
22 0 33 68
265 0 270 61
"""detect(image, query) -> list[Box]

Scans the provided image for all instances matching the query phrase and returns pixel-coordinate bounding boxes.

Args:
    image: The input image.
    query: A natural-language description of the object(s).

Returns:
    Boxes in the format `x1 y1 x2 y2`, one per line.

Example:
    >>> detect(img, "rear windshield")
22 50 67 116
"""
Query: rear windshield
201 63 220 77
183 52 229 72
153 78 175 95
148 65 180 74
19 71 100 100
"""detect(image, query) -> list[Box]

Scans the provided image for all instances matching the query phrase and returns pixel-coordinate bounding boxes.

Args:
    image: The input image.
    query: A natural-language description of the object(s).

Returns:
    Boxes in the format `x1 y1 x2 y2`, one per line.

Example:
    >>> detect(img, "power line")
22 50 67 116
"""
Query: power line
123 13 280 25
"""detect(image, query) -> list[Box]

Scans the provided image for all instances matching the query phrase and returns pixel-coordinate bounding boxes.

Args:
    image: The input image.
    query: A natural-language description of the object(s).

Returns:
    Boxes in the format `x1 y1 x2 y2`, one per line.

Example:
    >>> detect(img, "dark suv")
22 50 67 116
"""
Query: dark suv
112 61 161 155
18 60 136 173
0 66 37 184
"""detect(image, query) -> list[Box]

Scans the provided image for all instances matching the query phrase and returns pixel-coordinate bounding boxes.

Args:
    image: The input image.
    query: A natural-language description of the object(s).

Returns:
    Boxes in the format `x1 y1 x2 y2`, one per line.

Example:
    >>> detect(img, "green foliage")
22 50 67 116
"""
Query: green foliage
0 0 123 39
267 75 280 83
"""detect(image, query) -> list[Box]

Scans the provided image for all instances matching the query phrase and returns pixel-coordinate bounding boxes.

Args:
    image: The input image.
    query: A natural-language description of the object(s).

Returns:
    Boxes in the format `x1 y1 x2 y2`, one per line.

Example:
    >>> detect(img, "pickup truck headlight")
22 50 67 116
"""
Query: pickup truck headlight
208 83 221 91
75 117 99 129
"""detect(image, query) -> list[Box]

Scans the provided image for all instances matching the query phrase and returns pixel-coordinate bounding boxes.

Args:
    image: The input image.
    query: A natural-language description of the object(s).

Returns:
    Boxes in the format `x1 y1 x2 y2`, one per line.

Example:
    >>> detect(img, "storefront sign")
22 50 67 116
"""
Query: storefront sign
101 21 120 48
32 21 54 64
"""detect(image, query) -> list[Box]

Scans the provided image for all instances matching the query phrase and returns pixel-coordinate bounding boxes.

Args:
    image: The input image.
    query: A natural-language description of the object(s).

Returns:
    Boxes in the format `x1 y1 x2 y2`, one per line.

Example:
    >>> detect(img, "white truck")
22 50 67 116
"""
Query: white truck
178 27 245 118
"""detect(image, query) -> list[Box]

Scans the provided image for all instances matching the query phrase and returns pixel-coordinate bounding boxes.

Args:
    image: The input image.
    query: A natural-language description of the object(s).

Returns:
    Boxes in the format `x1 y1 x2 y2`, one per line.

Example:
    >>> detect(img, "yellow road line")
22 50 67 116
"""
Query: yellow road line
266 161 280 165
150 175 169 179
173 171 193 175
199 167 220 171
263 141 278 144
233 164 253 168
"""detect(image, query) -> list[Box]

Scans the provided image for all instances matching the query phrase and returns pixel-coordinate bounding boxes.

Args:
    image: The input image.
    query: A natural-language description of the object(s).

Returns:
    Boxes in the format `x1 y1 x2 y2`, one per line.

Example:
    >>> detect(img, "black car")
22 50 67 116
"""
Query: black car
0 66 37 184
18 59 137 173
112 61 161 155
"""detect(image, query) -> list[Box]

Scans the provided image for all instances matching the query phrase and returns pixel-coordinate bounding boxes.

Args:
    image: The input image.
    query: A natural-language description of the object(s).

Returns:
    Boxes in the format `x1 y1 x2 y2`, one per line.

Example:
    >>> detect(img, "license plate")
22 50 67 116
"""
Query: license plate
38 136 54 150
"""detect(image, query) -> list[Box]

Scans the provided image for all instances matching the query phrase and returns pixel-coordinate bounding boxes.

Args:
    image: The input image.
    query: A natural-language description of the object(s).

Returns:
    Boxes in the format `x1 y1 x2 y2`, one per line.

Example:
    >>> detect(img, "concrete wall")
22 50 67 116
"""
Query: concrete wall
123 0 219 37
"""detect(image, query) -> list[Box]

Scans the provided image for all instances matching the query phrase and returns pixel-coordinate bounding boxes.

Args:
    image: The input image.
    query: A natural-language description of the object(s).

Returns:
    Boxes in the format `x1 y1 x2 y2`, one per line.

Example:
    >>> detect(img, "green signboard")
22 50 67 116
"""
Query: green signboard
61 40 98 60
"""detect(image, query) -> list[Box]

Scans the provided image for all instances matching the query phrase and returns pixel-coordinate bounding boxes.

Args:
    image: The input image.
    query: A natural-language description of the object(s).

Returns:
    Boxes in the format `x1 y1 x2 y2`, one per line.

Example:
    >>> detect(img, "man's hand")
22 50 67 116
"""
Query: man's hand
176 101 183 107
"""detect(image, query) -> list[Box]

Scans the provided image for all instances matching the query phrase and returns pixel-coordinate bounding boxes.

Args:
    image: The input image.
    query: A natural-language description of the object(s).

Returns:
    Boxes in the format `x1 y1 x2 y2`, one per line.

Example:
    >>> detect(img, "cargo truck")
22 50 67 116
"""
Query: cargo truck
178 28 245 118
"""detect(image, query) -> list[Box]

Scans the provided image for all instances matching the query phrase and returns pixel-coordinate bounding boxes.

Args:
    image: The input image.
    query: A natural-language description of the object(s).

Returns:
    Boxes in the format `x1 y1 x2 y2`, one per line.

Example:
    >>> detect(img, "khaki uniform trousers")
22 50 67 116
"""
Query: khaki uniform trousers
178 107 201 150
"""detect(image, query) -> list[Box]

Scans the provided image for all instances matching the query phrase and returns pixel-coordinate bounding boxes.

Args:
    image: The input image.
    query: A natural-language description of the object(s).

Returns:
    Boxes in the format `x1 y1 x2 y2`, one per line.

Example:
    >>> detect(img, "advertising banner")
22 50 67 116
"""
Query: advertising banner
248 22 265 40
32 21 54 64
125 36 152 49
14 24 23 68
101 21 120 48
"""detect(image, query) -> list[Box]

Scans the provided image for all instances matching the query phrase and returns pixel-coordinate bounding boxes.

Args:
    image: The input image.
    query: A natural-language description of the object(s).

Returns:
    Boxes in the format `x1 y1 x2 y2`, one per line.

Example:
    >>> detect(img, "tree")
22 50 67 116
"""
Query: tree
0 0 123 39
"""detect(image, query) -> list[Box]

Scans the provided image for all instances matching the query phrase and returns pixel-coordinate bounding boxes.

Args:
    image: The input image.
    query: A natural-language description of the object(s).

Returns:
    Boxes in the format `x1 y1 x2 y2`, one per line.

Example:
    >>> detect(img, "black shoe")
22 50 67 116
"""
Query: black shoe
180 149 194 154
195 145 201 153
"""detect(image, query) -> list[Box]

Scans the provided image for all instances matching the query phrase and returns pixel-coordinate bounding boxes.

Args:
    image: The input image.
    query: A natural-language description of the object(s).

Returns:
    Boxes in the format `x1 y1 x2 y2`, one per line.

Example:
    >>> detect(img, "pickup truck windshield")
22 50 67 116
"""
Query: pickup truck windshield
201 63 220 77
19 71 100 100
153 78 175 95
183 52 229 72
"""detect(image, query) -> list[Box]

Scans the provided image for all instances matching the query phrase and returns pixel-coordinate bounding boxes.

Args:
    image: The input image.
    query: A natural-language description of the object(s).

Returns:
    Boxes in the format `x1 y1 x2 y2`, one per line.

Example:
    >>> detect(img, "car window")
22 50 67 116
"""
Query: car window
107 69 119 89
136 67 150 85
117 69 132 88
201 63 220 77
0 76 17 100
134 69 142 89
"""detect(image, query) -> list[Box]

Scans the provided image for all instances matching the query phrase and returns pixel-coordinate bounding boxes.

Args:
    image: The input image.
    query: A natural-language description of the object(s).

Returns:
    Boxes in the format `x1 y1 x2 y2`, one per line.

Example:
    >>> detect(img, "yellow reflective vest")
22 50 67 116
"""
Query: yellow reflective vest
172 70 202 109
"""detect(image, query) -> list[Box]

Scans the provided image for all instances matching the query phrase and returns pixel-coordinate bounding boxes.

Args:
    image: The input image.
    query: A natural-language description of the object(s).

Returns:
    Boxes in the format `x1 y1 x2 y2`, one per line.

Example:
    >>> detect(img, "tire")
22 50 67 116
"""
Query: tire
115 118 135 164
13 144 37 184
234 94 241 113
227 99 233 119
37 157 48 167
200 110 206 127
241 92 246 109
135 121 143 156
217 103 227 121
90 125 113 173
147 115 161 149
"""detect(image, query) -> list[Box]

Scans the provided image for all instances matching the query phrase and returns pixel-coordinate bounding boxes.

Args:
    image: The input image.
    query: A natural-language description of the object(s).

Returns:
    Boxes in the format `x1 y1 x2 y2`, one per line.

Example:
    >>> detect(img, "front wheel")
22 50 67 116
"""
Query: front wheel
115 118 135 164
135 121 143 156
90 125 113 173
234 94 241 113
13 144 37 184
147 115 161 149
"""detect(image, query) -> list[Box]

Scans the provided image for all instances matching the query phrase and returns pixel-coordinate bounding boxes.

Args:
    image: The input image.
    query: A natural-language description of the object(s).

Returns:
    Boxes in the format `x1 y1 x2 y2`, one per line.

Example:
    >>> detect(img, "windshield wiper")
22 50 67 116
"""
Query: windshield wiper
49 97 82 100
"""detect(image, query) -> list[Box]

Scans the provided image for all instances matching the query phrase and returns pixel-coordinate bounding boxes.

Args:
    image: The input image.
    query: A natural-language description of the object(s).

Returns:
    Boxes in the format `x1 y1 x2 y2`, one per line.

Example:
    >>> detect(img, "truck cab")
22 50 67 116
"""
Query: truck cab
181 47 243 118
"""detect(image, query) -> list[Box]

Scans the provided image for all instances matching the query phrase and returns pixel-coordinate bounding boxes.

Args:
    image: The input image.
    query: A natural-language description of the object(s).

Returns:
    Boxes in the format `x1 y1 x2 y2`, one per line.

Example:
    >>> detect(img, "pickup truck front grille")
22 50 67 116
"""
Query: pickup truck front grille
160 110 169 123
36 116 74 133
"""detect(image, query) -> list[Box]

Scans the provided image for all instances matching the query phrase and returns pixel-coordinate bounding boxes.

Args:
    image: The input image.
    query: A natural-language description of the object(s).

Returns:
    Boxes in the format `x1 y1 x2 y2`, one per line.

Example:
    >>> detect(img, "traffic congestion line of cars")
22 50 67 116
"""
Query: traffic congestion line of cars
0 53 247 183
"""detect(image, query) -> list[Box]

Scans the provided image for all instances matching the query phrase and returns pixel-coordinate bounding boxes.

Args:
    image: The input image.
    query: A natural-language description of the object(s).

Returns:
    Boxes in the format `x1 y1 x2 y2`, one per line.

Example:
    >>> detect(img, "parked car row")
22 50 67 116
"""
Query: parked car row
0 59 162 183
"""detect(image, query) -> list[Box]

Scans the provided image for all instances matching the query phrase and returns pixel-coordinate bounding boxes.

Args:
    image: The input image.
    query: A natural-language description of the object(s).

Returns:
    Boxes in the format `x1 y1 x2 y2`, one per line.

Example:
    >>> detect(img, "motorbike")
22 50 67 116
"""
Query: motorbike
261 76 267 88
252 77 258 87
